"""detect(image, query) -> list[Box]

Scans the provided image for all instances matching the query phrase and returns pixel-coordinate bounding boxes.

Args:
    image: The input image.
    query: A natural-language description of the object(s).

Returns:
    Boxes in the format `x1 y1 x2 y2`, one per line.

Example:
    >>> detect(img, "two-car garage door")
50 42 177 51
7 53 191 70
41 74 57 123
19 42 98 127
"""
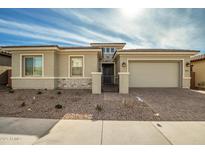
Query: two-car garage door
129 61 181 87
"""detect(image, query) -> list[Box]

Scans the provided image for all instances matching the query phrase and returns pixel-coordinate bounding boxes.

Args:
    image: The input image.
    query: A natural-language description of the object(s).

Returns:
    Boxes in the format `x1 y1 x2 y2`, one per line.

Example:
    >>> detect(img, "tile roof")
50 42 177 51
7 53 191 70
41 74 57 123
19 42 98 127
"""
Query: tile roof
191 54 205 62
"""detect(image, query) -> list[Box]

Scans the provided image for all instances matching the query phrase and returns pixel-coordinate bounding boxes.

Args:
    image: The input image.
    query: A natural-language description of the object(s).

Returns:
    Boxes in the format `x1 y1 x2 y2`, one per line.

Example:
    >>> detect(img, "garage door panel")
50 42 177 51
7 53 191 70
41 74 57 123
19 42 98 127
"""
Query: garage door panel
129 62 179 87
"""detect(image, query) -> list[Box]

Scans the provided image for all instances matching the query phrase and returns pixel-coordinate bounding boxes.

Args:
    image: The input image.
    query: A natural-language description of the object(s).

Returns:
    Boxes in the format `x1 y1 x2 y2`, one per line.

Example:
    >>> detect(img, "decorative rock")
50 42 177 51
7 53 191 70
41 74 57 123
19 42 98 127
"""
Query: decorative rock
27 108 32 111
136 96 144 102
154 113 160 117
57 79 92 89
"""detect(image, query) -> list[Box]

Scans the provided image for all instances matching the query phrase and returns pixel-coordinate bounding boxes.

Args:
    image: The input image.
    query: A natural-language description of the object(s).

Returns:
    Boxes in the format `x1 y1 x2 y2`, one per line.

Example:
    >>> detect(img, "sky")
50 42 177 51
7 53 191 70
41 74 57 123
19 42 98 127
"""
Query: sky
0 8 205 53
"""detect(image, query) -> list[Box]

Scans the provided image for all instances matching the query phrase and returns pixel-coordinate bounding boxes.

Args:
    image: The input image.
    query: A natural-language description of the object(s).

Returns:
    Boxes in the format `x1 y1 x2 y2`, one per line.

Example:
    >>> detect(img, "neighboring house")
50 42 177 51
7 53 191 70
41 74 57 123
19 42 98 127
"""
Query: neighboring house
191 54 205 89
0 48 11 85
2 43 199 94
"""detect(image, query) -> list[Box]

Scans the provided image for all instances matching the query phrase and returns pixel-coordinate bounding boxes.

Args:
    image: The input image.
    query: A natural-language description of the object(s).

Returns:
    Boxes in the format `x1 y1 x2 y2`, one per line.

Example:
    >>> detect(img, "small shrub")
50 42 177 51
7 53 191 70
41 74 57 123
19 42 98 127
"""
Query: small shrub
9 89 14 93
57 91 62 95
44 88 47 91
55 104 63 109
95 104 103 112
20 102 26 107
37 91 42 95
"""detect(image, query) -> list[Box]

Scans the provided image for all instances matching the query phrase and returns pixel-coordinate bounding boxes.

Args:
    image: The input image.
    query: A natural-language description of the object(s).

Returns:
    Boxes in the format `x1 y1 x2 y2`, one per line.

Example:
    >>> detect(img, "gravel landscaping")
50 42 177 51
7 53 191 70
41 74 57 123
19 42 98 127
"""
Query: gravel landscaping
130 88 205 121
0 87 205 121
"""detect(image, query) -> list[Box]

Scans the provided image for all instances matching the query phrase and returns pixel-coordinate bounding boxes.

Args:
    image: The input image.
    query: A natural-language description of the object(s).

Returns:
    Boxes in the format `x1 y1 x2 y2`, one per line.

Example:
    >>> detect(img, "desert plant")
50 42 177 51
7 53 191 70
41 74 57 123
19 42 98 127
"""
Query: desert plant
37 91 42 95
57 91 62 95
44 88 47 91
20 102 26 107
55 104 63 109
95 104 103 112
9 89 14 93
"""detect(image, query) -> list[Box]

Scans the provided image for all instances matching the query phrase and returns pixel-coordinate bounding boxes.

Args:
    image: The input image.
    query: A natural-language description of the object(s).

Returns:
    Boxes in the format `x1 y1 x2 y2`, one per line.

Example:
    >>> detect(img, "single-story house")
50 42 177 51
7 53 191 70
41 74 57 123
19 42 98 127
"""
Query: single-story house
191 54 205 89
0 48 11 85
2 43 199 94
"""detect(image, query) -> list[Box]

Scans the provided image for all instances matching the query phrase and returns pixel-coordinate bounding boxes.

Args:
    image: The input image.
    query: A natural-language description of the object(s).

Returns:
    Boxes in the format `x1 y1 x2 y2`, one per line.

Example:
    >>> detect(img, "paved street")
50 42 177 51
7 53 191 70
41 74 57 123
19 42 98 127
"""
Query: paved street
1 117 205 145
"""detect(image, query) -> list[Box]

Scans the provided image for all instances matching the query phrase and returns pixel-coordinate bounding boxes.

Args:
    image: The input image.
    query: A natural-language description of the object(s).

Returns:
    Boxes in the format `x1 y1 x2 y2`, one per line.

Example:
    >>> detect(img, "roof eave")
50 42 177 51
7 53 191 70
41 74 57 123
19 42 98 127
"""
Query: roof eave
90 43 126 49
113 50 199 60
117 51 199 55
2 46 60 52
2 46 101 53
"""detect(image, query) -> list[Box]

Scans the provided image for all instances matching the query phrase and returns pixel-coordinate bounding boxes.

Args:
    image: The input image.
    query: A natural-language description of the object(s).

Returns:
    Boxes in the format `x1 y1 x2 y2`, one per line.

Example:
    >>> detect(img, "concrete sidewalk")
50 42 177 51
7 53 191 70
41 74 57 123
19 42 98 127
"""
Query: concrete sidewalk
0 117 59 145
0 117 205 145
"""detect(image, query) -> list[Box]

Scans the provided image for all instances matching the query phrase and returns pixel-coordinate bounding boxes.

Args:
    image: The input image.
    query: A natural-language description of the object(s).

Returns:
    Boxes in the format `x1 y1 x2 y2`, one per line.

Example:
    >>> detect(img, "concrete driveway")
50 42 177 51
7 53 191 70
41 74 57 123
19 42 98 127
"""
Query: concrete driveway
130 88 205 121
1 117 205 145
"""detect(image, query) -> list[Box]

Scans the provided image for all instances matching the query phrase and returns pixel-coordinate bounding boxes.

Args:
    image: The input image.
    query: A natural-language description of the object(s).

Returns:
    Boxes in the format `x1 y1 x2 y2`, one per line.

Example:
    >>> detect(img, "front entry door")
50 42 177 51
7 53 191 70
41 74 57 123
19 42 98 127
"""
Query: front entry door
102 64 114 85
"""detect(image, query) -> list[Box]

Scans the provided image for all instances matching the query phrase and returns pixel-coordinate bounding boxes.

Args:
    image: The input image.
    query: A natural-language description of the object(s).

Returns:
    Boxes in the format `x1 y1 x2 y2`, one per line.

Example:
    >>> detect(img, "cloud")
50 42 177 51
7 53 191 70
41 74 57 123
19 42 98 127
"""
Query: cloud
0 8 204 52
0 19 92 45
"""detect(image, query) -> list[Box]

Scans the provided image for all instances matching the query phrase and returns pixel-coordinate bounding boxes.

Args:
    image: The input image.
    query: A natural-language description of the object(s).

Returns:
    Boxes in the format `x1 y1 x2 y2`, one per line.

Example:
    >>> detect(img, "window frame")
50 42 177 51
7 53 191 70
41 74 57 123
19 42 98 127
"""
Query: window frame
69 55 84 78
106 48 110 53
20 54 44 78
111 48 116 53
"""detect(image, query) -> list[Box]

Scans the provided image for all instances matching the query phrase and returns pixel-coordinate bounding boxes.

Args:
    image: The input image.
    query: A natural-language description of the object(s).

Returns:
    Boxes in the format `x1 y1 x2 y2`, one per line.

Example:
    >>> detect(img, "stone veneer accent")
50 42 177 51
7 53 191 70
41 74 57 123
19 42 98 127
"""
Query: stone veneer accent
57 78 92 89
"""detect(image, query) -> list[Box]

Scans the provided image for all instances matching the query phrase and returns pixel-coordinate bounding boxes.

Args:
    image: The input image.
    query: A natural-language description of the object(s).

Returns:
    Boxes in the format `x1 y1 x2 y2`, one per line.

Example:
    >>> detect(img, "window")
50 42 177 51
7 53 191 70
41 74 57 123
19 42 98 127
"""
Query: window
23 55 42 76
111 48 116 53
70 56 83 77
106 48 110 53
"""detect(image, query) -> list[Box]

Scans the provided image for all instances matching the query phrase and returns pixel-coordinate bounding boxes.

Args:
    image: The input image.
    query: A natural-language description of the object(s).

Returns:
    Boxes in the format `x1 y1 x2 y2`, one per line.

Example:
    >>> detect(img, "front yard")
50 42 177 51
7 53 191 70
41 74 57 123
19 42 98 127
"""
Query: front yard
0 87 205 121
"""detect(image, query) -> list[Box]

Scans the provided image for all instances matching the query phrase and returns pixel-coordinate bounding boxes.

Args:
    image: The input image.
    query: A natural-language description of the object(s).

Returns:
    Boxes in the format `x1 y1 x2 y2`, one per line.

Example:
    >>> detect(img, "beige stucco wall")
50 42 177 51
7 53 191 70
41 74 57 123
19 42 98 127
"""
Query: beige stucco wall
57 52 98 77
11 50 98 89
114 56 120 84
116 54 191 88
192 60 205 88
12 79 55 89
119 72 129 94
91 72 102 94
12 51 56 77
12 53 20 77
11 51 56 89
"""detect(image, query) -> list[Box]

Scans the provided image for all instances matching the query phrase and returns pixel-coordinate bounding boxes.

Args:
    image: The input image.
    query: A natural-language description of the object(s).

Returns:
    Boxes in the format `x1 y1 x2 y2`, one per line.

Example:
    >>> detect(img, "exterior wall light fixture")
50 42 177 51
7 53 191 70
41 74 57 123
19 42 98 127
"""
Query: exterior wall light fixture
186 62 190 67
122 62 126 67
